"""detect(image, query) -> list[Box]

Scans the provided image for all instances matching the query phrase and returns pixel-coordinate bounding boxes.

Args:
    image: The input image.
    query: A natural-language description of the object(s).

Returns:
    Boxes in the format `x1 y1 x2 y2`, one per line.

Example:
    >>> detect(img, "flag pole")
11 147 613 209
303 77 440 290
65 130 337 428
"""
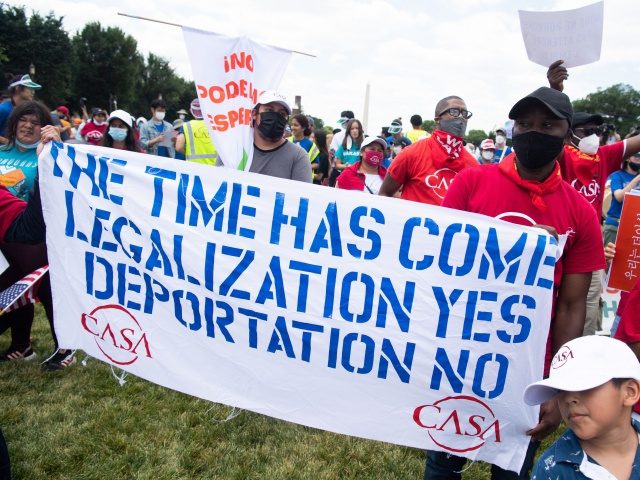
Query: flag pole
117 13 317 58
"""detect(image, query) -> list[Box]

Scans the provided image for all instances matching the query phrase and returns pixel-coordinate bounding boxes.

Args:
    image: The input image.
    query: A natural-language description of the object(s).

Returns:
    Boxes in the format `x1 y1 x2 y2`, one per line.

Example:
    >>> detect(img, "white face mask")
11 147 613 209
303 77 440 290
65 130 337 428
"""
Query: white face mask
481 150 494 161
495 134 506 145
155 111 166 121
577 133 600 155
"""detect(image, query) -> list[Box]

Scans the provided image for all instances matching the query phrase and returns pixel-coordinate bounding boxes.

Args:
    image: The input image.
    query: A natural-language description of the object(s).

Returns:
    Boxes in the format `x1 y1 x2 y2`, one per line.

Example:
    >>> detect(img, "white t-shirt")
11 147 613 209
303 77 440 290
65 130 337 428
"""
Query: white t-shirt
363 173 383 194
330 129 346 151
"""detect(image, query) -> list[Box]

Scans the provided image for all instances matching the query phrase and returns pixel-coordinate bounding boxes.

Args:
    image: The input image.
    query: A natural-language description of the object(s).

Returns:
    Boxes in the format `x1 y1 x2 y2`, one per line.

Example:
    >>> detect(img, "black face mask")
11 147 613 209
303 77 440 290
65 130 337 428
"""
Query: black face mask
629 162 640 172
512 131 565 170
257 111 288 140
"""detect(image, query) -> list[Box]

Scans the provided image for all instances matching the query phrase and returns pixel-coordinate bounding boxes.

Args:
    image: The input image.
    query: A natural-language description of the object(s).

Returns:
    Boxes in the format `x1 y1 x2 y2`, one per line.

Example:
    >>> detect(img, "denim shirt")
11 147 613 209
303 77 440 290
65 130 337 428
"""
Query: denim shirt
139 119 175 158
532 419 640 480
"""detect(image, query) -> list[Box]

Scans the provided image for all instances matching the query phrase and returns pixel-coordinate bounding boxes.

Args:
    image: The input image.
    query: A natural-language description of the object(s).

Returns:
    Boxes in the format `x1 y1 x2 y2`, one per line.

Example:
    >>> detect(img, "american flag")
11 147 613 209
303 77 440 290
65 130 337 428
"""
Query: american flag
0 265 49 315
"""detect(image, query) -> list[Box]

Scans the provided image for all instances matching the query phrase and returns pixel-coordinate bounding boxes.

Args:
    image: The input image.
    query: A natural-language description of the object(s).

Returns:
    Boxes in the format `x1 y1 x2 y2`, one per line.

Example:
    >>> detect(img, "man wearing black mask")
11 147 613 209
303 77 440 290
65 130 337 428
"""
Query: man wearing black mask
547 60 640 335
249 90 311 182
422 87 606 479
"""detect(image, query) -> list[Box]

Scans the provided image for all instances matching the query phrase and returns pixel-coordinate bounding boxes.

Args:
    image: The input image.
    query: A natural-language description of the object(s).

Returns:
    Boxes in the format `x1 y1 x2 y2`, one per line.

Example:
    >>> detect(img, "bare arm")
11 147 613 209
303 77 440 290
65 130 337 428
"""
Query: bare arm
527 272 590 441
175 133 186 154
623 135 640 159
613 174 640 202
552 272 591 354
378 174 402 197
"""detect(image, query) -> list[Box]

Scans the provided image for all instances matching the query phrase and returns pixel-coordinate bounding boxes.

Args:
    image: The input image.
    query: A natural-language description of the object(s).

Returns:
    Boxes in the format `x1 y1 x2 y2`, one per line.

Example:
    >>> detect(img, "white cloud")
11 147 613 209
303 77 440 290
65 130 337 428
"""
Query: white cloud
12 0 640 136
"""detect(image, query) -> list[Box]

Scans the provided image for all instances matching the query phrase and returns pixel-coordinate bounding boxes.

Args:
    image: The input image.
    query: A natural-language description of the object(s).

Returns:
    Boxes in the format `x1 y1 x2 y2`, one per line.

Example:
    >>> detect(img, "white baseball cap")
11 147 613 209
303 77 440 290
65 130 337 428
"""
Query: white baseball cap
108 109 133 128
523 336 640 406
255 90 291 115
360 136 388 151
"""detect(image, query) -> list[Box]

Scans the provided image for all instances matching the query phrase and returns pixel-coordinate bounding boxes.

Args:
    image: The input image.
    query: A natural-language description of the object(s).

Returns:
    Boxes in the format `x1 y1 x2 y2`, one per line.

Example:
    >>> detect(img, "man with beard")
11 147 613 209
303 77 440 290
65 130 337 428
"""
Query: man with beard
248 90 311 182
424 87 606 479
547 60 640 335
378 95 478 203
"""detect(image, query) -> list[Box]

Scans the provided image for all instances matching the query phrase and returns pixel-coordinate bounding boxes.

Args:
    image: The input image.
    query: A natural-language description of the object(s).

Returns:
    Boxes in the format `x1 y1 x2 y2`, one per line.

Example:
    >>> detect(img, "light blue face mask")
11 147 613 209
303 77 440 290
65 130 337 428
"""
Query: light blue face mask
15 138 41 150
108 127 128 142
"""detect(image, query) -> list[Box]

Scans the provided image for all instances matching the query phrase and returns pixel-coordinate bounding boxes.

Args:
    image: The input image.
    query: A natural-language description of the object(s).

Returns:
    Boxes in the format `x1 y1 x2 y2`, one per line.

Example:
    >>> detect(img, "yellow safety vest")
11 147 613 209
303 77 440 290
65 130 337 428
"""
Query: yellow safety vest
289 136 319 163
184 120 219 165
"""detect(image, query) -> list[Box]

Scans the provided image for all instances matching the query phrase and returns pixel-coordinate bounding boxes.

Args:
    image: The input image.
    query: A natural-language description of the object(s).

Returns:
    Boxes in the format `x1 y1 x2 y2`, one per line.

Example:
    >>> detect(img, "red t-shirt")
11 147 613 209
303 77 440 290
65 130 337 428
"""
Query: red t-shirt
387 135 478 205
443 163 607 372
613 278 640 414
80 122 108 146
558 142 626 215
0 185 27 240
614 279 640 344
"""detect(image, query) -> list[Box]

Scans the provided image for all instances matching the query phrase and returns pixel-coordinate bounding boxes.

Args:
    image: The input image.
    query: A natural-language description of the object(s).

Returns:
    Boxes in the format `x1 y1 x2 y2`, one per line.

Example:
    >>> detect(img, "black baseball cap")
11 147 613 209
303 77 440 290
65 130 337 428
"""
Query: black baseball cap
509 87 573 124
571 112 604 128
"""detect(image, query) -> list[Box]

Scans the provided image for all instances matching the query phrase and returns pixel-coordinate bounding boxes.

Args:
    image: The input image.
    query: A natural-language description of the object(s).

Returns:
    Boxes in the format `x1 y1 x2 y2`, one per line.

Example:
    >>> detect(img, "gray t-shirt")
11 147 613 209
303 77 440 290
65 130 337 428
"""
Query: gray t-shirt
250 141 312 183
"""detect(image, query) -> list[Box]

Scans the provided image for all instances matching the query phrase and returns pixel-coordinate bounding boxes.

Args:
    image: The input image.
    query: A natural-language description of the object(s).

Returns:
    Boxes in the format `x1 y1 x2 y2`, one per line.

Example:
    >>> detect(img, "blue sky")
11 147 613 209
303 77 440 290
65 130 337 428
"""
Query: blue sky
14 0 640 136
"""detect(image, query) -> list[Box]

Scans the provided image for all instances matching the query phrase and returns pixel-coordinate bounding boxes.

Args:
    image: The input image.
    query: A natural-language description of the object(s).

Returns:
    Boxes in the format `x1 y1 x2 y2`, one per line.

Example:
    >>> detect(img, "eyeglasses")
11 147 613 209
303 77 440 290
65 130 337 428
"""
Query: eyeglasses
438 108 473 120
573 126 604 137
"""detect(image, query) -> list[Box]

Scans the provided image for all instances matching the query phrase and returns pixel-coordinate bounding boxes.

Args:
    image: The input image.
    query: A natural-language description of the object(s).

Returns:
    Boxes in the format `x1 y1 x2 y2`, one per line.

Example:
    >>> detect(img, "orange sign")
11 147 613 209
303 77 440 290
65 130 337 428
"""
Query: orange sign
608 193 640 291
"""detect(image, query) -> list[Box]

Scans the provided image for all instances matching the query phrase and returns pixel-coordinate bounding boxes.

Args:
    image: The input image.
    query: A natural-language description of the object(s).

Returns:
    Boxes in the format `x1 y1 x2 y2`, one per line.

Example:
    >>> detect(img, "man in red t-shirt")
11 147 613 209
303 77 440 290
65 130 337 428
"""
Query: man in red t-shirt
378 95 478 204
547 60 640 335
423 87 606 479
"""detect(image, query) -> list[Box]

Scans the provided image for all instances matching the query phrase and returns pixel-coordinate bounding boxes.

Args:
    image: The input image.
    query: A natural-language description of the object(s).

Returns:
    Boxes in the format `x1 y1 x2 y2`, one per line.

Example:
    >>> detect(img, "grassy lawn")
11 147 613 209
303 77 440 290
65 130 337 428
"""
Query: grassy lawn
2 307 564 479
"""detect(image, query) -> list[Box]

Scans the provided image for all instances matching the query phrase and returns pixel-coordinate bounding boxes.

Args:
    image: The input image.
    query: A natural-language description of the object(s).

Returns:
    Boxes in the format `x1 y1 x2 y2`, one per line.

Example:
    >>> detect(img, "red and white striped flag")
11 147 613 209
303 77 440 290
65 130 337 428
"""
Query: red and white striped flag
0 265 49 315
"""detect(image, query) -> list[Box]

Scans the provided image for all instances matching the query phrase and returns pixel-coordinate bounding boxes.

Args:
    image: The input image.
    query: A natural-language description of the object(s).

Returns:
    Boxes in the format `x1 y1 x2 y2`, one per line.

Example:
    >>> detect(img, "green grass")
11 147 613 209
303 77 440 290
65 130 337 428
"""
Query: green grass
2 307 561 479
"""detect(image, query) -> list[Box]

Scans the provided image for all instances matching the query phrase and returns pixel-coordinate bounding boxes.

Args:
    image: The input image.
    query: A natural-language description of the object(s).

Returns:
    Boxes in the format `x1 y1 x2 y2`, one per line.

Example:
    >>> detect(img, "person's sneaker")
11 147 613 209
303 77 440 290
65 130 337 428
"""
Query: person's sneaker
42 349 76 371
0 345 37 362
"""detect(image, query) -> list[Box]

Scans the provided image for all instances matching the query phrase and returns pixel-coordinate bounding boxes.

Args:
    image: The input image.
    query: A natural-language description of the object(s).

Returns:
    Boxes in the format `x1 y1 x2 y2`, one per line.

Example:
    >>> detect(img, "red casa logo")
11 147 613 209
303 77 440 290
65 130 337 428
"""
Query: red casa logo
570 178 600 204
81 304 152 365
425 168 456 199
413 395 502 453
551 346 574 369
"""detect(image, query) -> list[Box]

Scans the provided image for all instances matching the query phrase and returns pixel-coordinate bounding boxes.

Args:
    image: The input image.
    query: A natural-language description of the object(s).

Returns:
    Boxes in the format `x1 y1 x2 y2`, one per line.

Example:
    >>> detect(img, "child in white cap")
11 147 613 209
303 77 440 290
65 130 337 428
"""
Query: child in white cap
524 336 640 479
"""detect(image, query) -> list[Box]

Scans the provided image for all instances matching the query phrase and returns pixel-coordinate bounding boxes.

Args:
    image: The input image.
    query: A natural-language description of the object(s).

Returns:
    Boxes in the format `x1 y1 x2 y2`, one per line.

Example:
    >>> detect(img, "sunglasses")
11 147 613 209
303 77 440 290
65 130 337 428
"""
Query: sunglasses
438 108 473 120
573 126 604 137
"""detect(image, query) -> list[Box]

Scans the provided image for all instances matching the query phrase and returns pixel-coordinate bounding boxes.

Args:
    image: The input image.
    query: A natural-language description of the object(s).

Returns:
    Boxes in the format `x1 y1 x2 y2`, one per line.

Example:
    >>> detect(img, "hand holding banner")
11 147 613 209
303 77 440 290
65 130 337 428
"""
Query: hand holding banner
41 142 559 474
182 29 292 171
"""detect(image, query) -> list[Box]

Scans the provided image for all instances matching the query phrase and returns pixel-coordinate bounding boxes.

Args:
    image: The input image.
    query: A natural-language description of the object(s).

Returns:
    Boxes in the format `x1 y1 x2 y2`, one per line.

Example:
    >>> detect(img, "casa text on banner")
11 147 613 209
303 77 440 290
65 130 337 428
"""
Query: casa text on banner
40 142 559 473
182 28 292 171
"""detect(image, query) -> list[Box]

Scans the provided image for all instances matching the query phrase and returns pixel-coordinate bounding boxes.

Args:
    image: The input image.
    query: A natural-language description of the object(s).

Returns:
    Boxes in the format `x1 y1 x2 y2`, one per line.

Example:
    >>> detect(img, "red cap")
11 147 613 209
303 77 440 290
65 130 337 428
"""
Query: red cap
57 106 70 118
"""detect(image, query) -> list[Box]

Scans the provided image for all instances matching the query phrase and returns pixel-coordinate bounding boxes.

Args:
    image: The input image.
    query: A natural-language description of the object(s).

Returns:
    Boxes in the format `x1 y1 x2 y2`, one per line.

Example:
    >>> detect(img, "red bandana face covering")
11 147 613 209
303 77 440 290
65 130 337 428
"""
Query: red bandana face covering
432 129 464 159
564 144 600 187
499 155 563 211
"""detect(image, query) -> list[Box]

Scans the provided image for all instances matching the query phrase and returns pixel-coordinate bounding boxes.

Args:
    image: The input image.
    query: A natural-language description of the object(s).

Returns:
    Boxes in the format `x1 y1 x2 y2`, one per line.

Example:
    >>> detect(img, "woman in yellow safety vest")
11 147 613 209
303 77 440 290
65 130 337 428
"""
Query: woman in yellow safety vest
290 114 319 165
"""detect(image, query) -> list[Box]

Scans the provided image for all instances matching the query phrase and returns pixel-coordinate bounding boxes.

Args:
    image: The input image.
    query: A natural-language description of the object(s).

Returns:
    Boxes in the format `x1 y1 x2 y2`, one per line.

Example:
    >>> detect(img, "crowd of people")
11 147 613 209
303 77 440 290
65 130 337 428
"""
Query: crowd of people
2 57 640 480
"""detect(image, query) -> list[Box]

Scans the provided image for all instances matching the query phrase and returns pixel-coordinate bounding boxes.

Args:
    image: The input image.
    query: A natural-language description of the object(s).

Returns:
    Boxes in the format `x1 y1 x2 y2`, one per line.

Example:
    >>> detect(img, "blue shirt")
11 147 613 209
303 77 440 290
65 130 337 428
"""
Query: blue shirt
152 123 170 158
606 170 640 226
0 145 38 201
293 137 313 153
493 146 512 163
0 100 13 137
532 419 640 480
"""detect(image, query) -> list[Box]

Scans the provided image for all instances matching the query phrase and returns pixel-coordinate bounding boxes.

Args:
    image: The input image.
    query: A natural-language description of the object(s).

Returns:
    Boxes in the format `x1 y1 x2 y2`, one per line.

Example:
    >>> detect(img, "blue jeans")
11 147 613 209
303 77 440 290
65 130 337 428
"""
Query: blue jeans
424 441 540 480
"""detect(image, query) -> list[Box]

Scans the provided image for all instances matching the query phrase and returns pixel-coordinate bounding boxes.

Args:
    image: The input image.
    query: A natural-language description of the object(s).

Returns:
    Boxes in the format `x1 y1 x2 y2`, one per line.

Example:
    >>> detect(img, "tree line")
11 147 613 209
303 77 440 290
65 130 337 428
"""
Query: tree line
2 4 639 137
0 5 195 118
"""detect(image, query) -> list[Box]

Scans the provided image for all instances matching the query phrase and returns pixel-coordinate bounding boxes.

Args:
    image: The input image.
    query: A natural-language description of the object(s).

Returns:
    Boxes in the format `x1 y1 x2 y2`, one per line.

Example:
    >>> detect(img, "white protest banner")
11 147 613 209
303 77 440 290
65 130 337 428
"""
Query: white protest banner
182 28 292 171
519 1 604 68
40 142 559 473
